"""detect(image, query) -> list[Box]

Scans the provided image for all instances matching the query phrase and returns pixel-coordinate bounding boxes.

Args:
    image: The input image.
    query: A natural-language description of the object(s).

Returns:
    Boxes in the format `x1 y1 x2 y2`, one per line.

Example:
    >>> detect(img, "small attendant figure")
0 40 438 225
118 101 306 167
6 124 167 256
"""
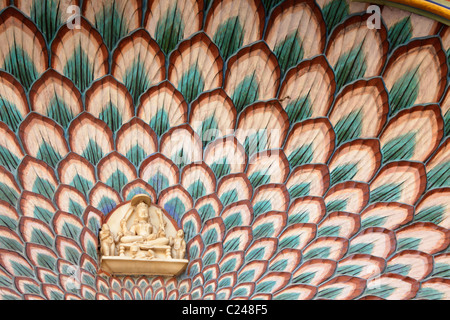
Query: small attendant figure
171 229 186 259
100 224 115 256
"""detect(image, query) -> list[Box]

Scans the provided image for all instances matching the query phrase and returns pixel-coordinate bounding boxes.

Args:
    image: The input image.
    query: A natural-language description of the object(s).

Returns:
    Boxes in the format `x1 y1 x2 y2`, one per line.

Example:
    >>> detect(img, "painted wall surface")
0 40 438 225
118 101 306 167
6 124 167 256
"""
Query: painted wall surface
0 0 448 300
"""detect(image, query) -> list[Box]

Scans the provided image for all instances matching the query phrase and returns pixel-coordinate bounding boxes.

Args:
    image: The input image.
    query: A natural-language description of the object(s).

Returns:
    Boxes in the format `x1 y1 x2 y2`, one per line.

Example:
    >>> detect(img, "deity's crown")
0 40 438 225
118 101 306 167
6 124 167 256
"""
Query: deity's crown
136 201 148 209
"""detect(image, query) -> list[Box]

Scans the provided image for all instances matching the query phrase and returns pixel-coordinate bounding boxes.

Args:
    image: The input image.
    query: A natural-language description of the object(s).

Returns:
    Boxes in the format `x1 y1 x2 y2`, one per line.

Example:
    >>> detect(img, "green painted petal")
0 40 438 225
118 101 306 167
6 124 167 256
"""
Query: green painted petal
32 177 55 199
150 109 170 137
97 196 117 214
164 197 185 222
220 258 236 273
125 188 151 201
334 109 363 146
334 45 367 90
30 229 53 246
279 235 300 250
71 175 93 198
361 216 387 229
124 60 152 106
253 223 275 239
415 205 445 225
198 116 219 148
202 251 217 266
223 237 241 252
385 263 411 276
3 45 38 90
447 48 450 78
126 145 147 167
389 67 419 115
106 170 129 192
220 189 238 206
0 182 19 206
444 110 450 137
432 262 450 277
274 292 300 300
197 203 216 222
248 171 271 189
0 98 23 132
155 6 185 55
427 161 450 189
244 130 268 156
255 281 276 294
348 242 374 255
11 261 34 277
382 132 416 163
288 210 310 224
0 274 12 287
0 236 23 252
246 247 265 261
81 139 104 165
336 265 364 277
68 199 84 217
318 225 341 237
370 183 402 203
63 45 93 92
210 158 231 180
397 237 421 251
289 183 311 198
330 163 358 185
303 246 331 260
0 215 17 230
317 287 344 300
173 148 189 169
223 212 243 229
99 103 123 132
285 95 312 124
47 95 74 128
273 31 304 74
288 144 313 167
36 142 62 168
365 284 396 299
33 206 53 224
95 3 130 51
63 246 80 264
61 222 81 239
203 229 218 245
293 271 316 284
326 199 347 212
263 0 284 12
231 73 259 113
388 17 412 50
416 287 444 300
253 200 272 217
178 63 205 103
187 180 206 200
183 220 196 241
213 16 244 61
30 0 63 42
0 145 20 171
322 0 349 33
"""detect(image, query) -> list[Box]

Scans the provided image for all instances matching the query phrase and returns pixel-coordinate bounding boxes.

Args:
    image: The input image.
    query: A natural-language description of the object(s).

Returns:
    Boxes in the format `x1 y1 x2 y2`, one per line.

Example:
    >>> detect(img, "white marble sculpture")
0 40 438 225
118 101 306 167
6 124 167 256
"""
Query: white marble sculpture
99 194 188 276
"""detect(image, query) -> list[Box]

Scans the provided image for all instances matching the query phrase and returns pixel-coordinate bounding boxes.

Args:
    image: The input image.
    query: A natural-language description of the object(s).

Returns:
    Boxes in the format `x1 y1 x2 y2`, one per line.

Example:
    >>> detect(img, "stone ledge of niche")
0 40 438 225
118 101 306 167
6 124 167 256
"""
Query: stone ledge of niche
100 256 189 277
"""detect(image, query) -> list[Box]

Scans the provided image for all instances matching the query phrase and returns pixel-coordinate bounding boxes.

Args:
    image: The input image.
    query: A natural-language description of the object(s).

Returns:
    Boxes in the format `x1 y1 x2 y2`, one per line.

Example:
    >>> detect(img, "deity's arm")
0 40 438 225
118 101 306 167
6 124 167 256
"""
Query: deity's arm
129 224 137 235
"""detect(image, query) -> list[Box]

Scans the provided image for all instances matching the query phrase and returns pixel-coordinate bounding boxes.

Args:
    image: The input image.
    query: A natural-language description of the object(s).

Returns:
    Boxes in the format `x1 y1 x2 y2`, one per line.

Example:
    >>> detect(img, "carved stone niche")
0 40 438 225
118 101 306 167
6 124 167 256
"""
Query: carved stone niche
99 194 188 276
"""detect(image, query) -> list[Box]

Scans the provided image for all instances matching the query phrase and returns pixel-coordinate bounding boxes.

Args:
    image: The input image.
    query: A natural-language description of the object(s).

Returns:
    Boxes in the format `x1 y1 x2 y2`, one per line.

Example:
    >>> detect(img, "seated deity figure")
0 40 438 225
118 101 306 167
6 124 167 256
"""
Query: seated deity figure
117 195 171 257
118 201 157 244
